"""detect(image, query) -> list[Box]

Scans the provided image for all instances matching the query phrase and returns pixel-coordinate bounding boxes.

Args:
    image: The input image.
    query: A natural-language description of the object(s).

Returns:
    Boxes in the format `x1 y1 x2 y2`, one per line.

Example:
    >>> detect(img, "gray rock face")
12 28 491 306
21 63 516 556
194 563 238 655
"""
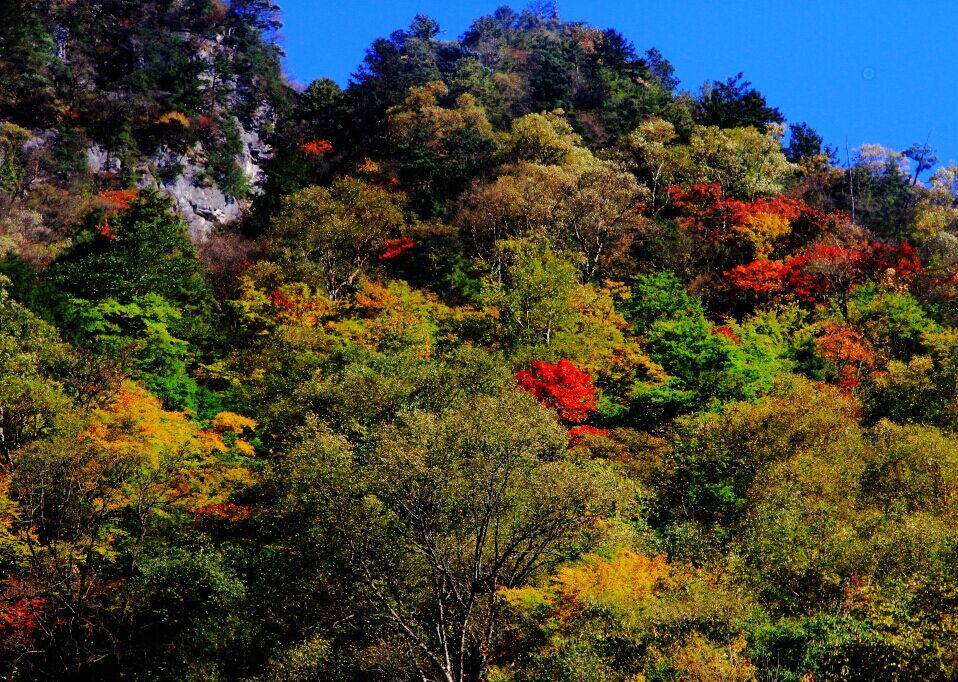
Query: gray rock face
161 113 272 240
91 109 273 241
23 129 59 154
80 32 275 241
238 109 273 190
11 25 277 244
151 159 247 241
87 144 121 175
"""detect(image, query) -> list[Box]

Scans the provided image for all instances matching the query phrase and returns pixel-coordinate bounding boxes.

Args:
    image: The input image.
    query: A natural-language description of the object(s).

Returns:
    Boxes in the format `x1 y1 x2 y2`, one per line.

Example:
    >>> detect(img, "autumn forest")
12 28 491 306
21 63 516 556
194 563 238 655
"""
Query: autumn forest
0 1 957 679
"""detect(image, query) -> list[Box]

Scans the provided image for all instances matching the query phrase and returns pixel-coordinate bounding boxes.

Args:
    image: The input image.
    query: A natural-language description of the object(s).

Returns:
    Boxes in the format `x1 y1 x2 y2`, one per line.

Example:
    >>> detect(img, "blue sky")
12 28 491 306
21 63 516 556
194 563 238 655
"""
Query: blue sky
279 1 958 166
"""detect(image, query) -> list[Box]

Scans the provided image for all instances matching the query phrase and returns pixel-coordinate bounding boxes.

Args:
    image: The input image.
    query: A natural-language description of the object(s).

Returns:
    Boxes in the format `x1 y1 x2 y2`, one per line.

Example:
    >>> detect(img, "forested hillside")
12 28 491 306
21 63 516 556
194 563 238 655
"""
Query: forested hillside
1 1 958 679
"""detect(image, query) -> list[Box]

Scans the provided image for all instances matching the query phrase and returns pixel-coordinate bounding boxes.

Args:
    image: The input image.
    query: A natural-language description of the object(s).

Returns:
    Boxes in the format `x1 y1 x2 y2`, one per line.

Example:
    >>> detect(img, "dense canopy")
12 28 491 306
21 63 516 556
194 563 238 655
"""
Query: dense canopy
0 1 957 680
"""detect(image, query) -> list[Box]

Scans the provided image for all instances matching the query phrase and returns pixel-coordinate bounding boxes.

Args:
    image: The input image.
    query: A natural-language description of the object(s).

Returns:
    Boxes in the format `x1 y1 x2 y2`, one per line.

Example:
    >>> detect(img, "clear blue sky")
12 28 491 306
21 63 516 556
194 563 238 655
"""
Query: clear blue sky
278 1 958 166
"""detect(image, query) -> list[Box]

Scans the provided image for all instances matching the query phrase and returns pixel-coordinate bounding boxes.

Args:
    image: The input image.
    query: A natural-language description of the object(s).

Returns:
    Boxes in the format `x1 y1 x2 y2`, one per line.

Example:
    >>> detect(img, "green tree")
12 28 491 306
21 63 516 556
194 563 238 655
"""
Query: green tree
481 238 582 350
269 388 623 682
270 178 407 299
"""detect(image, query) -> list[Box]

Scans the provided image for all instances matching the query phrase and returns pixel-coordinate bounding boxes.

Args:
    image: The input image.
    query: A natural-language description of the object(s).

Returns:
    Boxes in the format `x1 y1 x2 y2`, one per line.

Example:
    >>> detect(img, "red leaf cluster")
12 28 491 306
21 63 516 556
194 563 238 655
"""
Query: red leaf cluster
193 502 258 523
713 325 740 344
378 236 415 262
728 242 921 301
96 219 117 240
517 359 598 423
0 582 46 651
668 183 723 212
568 425 609 444
301 139 334 157
668 183 804 244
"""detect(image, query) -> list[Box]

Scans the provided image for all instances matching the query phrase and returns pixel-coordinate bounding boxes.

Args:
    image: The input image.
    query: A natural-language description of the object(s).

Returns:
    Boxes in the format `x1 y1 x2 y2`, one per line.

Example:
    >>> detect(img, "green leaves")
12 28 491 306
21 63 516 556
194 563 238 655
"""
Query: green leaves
270 178 408 300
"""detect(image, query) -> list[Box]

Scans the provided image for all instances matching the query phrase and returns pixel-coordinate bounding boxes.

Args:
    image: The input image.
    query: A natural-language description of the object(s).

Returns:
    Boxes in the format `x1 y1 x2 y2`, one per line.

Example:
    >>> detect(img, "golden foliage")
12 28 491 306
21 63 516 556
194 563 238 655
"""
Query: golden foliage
157 111 191 128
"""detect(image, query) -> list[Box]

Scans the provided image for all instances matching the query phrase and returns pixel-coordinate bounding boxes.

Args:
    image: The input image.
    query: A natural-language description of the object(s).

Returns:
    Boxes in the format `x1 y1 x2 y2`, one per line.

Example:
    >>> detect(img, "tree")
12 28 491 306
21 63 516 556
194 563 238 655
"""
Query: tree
501 111 591 166
7 384 255 677
669 183 805 257
269 178 408 299
387 80 497 213
619 271 703 334
516 358 598 422
48 190 217 342
60 294 203 411
675 125 795 200
786 122 829 163
269 389 623 682
0 276 76 460
634 305 788 421
0 1 56 123
480 238 582 350
229 0 282 32
729 241 922 316
460 157 645 280
695 73 784 130
615 118 680 214
499 549 755 681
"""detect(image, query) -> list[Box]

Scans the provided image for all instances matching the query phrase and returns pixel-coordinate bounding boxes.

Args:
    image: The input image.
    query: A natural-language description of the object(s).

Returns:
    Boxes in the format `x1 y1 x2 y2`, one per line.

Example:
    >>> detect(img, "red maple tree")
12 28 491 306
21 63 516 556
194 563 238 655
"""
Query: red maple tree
727 259 788 297
668 182 804 248
728 241 921 313
816 323 876 390
517 359 598 423
0 581 46 653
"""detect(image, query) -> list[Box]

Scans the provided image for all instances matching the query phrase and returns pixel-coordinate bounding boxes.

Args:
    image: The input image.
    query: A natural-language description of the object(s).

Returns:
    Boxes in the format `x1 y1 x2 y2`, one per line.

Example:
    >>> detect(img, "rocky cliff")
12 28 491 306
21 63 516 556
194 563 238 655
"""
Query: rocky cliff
0 0 286 242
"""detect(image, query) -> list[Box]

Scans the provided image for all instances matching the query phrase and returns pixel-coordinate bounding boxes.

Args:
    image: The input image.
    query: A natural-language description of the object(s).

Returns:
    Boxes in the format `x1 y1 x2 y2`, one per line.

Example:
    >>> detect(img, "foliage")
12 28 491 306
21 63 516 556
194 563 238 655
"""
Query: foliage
1 3 957 679
517 358 598 422
269 178 408 299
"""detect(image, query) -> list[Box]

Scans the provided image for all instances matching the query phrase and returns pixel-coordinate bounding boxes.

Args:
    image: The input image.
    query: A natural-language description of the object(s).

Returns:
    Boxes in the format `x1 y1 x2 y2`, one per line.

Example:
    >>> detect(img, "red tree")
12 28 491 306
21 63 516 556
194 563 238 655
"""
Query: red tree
668 183 804 252
727 259 787 298
0 581 46 653
729 241 921 314
517 359 598 423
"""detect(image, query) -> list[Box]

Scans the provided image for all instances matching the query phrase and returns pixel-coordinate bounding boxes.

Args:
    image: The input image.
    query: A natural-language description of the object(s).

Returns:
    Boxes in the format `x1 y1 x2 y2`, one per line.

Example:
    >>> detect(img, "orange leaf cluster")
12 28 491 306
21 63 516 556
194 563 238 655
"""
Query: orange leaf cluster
157 111 191 128
816 323 876 390
99 189 138 211
301 139 334 157
267 286 333 327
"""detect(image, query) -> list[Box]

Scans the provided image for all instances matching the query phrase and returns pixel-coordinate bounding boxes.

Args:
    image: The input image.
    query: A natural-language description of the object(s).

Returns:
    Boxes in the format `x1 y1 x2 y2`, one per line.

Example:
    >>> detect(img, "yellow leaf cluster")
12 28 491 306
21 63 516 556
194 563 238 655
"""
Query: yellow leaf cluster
85 383 196 467
732 212 791 258
157 111 191 128
502 549 690 625
212 411 257 434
